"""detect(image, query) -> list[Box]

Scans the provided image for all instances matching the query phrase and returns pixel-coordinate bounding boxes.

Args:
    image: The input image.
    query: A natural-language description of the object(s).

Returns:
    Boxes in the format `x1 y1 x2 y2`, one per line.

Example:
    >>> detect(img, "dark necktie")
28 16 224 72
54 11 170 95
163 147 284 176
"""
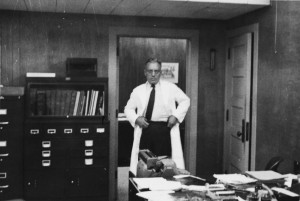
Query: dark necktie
145 84 155 121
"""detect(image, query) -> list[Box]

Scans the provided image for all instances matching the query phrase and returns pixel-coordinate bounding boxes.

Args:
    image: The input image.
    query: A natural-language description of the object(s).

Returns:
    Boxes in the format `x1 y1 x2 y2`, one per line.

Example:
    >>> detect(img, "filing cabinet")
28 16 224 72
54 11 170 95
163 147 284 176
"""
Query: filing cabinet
23 78 109 201
0 87 24 200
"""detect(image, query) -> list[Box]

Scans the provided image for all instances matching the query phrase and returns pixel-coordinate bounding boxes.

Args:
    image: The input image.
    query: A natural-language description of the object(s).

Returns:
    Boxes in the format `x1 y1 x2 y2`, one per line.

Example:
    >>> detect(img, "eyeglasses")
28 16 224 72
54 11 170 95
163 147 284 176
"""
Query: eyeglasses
145 70 161 75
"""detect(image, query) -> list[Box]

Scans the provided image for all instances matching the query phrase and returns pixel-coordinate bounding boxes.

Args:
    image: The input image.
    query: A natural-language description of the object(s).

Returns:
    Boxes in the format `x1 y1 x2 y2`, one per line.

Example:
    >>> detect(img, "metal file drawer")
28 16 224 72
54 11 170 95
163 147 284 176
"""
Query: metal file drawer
65 167 108 197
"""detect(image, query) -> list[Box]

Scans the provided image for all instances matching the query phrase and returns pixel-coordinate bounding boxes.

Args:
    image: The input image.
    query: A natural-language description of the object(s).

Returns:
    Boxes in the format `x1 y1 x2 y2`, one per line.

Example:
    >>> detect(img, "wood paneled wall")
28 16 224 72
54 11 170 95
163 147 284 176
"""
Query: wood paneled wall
0 11 108 85
228 1 300 170
0 10 226 177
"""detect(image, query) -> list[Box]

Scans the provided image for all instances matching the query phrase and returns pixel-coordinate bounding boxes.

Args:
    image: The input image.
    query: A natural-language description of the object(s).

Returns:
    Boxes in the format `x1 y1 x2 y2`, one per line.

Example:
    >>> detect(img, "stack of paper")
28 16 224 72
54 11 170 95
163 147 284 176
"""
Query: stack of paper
213 174 257 184
173 174 206 186
132 177 182 191
136 191 176 201
245 170 286 182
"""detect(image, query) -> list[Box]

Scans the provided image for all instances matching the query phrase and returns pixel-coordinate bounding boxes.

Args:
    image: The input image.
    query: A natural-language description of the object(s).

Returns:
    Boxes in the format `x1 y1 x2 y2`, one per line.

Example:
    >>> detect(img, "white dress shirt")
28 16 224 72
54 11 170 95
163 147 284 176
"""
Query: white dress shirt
125 80 190 126
145 81 171 122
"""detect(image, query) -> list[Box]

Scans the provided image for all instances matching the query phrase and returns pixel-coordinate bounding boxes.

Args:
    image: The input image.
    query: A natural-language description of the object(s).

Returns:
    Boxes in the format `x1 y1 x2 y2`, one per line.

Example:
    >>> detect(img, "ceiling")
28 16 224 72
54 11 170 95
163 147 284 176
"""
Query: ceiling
0 0 270 20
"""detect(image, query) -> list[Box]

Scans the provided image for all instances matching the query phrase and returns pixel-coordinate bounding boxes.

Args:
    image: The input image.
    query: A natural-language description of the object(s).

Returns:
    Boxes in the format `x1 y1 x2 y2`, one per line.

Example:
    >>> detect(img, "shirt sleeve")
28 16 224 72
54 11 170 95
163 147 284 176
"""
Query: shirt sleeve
124 89 139 127
172 85 190 123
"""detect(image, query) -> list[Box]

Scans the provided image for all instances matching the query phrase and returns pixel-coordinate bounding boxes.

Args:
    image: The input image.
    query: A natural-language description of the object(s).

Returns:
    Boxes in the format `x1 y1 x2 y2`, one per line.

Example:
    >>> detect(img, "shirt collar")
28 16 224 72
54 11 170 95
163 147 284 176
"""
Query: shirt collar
146 80 161 89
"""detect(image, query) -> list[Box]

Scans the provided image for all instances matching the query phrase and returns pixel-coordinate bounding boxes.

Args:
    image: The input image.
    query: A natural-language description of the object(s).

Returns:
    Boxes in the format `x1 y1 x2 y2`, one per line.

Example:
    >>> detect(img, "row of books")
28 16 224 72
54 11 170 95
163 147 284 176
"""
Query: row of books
30 89 105 116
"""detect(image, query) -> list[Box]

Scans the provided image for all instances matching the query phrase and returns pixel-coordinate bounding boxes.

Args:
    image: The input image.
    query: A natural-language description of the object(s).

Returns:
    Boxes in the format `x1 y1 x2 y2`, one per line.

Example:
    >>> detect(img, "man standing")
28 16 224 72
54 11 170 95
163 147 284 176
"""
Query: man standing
124 58 190 175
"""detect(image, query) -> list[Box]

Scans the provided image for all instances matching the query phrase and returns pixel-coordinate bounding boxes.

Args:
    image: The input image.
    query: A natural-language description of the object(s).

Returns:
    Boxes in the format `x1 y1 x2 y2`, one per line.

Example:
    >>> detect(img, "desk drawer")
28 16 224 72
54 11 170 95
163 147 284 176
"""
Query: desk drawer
0 96 23 123
25 123 108 138
68 157 108 168
0 169 22 198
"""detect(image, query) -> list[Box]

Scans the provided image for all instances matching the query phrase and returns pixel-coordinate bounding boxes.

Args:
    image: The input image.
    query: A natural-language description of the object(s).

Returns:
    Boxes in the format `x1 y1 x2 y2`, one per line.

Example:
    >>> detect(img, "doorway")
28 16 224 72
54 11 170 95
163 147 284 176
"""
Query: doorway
108 27 199 201
223 24 259 173
117 37 188 201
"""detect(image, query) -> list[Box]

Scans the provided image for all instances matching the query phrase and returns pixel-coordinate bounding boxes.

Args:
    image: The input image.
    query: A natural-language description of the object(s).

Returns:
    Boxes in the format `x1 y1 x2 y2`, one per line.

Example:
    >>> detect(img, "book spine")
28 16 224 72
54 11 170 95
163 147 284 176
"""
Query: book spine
73 91 80 116
45 90 51 115
76 91 85 116
79 95 86 116
69 90 77 116
64 90 72 116
85 90 90 116
49 90 56 115
100 91 105 116
54 90 62 116
36 90 46 115
29 88 37 116
92 91 99 116
60 90 68 116
96 94 103 116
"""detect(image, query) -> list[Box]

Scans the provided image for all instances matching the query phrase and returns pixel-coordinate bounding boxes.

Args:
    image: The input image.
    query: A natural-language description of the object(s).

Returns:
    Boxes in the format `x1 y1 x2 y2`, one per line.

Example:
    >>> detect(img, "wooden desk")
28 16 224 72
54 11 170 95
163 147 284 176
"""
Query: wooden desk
128 177 208 201
128 178 147 201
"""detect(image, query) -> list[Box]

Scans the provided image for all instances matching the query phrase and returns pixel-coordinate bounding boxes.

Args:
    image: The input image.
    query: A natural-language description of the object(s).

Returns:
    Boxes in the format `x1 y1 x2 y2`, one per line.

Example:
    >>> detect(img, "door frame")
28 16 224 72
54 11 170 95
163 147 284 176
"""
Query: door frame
108 26 199 201
223 23 259 172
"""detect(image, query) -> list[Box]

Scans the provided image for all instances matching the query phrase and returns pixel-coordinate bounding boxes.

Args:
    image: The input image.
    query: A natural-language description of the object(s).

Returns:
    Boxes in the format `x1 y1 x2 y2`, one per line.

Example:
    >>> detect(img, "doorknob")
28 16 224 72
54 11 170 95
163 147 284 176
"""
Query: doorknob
236 119 246 143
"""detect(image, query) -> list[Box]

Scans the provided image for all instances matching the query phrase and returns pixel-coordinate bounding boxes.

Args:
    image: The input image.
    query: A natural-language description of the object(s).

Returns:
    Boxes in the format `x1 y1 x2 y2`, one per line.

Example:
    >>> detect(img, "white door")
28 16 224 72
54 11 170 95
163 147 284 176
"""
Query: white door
224 33 252 173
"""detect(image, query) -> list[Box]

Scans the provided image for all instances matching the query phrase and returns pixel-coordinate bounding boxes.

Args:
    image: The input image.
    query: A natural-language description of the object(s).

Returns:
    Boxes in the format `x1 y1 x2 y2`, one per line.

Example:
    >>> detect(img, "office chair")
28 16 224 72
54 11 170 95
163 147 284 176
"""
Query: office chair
265 156 284 172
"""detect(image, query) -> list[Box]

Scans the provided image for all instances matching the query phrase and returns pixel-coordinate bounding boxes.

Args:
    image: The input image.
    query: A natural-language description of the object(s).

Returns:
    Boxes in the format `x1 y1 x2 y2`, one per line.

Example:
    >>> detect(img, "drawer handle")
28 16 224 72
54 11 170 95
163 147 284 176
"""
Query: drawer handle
0 122 9 125
80 128 89 134
96 128 105 133
42 160 51 167
42 141 51 148
0 185 9 189
30 129 39 135
0 172 7 179
85 149 93 156
42 150 51 157
0 141 7 147
47 129 56 134
85 158 93 165
0 153 9 157
64 128 73 134
0 109 7 115
85 140 93 147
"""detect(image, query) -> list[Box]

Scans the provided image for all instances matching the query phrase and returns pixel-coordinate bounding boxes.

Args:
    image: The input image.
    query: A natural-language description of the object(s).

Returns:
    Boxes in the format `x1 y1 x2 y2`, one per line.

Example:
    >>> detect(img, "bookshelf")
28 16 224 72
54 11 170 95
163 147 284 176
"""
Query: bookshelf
23 78 109 201
26 77 107 118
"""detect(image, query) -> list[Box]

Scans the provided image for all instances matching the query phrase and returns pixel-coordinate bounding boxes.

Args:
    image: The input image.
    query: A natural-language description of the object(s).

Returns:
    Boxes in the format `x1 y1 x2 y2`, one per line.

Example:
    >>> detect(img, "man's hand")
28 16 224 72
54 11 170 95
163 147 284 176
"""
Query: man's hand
135 116 149 128
167 115 178 128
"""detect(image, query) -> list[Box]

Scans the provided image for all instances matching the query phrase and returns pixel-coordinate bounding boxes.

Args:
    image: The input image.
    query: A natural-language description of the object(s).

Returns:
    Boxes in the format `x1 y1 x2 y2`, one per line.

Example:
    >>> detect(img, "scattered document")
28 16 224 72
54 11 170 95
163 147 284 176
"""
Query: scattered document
283 173 298 187
245 170 286 181
137 191 175 201
132 177 182 191
213 174 257 184
149 181 182 191
181 184 225 192
173 174 206 186
181 185 207 191
133 177 166 190
237 196 246 201
271 187 300 197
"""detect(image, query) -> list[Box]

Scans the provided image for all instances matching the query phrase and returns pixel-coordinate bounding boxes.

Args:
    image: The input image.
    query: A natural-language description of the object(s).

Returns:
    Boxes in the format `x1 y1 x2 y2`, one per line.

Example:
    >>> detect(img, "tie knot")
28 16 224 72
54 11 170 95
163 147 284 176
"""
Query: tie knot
151 84 155 88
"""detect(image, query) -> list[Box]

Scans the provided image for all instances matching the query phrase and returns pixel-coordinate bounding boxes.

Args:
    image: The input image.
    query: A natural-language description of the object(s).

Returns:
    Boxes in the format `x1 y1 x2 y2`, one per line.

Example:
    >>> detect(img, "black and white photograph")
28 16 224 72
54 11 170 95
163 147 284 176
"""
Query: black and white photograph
0 1 300 201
